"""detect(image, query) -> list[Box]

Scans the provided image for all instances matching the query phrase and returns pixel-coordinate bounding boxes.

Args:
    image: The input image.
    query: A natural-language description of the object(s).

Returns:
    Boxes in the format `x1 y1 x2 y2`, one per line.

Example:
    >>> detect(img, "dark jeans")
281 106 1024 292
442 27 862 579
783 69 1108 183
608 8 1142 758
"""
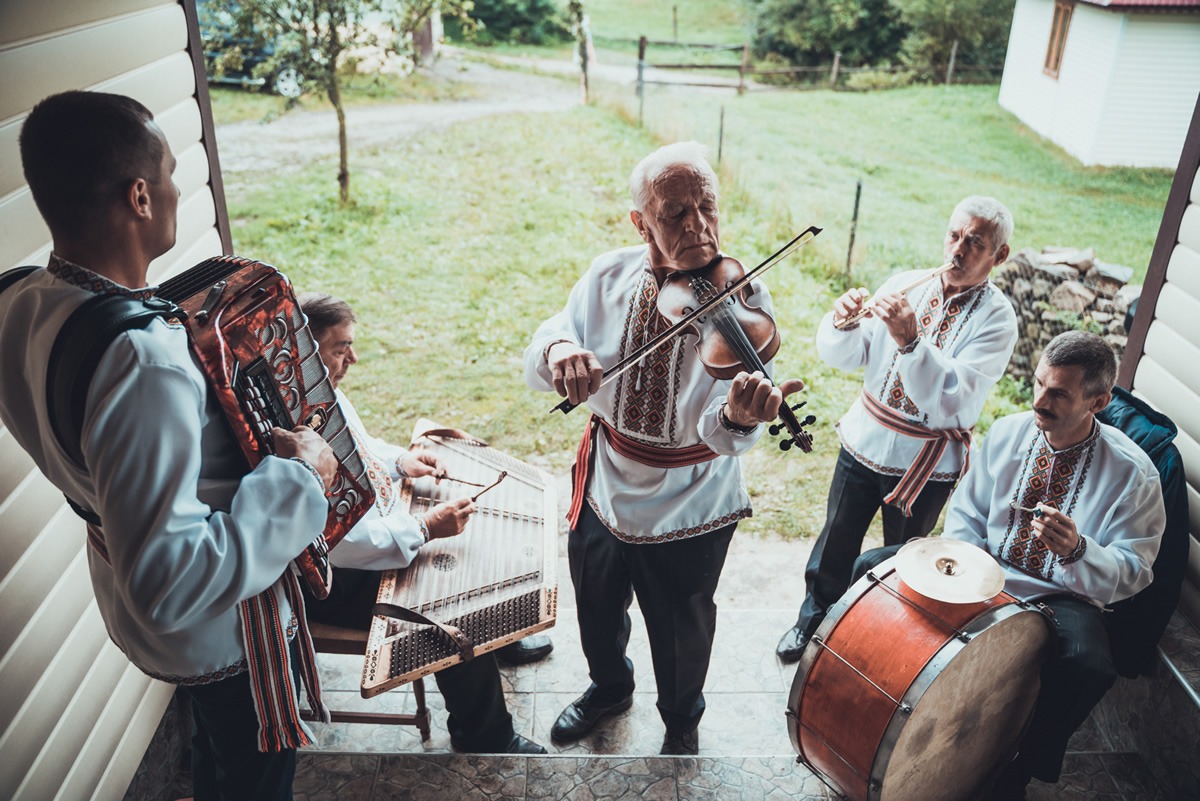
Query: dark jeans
854 545 1116 784
794 448 954 638
181 650 298 801
569 502 735 736
305 566 514 751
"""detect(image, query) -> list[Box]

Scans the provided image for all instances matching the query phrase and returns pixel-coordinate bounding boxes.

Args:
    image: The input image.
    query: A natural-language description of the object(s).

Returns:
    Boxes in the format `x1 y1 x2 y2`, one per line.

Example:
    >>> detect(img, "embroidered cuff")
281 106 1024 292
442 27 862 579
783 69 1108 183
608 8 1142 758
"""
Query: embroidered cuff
1060 535 1088 565
896 337 920 355
417 515 430 544
395 456 409 480
719 403 757 436
289 457 326 494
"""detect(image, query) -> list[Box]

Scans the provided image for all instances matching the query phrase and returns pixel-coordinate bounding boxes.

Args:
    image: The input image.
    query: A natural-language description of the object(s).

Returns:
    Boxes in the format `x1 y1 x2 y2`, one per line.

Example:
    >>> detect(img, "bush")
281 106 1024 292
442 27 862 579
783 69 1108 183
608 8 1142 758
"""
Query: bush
842 68 916 91
448 0 571 46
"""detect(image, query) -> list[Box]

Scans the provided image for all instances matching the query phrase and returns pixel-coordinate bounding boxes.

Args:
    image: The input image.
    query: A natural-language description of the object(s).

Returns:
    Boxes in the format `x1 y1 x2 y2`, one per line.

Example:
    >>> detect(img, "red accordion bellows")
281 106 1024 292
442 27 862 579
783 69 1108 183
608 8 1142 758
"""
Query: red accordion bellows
158 255 375 599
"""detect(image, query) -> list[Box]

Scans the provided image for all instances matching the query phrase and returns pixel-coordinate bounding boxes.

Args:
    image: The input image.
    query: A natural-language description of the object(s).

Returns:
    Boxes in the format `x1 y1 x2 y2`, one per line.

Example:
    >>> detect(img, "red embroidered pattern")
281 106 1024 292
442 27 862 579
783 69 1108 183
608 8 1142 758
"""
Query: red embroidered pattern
613 269 679 444
348 419 395 514
48 253 158 301
881 282 987 421
588 496 750 543
1002 426 1099 579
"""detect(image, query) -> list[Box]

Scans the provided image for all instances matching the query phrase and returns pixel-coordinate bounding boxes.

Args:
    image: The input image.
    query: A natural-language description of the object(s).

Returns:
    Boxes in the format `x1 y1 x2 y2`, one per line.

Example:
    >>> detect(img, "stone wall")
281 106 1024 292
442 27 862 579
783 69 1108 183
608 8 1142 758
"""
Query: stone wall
990 247 1142 382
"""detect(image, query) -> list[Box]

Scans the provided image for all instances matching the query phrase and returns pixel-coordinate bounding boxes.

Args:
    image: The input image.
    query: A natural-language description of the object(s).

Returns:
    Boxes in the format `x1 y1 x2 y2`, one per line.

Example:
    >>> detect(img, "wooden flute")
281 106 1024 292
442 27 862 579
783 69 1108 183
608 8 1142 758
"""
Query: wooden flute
832 261 955 330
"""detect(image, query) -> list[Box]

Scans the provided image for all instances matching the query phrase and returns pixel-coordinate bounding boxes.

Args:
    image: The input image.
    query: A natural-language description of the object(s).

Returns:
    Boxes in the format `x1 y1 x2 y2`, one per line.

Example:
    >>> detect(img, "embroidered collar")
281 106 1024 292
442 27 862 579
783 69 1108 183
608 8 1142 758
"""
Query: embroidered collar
1039 419 1101 458
47 253 158 301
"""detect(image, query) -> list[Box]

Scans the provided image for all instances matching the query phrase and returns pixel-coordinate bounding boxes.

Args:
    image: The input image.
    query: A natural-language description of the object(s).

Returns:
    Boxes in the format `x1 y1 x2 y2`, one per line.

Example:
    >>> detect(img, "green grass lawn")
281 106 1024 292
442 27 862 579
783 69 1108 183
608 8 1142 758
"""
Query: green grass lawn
219 68 1173 542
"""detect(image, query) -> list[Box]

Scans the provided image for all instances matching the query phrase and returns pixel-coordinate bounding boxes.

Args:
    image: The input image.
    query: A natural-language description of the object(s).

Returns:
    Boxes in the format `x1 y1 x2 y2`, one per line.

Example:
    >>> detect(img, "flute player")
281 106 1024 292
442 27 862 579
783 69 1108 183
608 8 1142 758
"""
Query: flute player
775 196 1020 663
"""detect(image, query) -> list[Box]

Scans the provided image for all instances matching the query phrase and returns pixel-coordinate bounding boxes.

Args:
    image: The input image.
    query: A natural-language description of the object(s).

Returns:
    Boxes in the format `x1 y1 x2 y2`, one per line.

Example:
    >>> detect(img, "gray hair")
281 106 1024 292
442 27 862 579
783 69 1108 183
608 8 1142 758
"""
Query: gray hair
951 195 1014 251
1040 331 1117 398
629 141 718 212
298 291 357 339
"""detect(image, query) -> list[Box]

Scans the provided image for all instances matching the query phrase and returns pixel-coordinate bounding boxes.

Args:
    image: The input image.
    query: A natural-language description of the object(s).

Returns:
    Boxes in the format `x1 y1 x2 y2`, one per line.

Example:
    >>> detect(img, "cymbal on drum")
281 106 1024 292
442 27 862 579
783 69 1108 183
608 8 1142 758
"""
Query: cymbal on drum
894 538 1004 604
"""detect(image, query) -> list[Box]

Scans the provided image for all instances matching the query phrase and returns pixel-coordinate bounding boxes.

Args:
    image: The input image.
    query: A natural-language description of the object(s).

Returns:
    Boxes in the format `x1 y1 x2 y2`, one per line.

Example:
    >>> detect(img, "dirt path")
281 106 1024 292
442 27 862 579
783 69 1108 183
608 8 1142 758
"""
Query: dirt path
215 51 810 610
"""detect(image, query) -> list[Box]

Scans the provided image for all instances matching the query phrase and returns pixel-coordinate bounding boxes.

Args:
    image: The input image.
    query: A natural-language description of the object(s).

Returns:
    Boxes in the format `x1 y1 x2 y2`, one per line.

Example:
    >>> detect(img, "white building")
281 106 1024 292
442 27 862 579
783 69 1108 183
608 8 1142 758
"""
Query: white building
999 0 1200 168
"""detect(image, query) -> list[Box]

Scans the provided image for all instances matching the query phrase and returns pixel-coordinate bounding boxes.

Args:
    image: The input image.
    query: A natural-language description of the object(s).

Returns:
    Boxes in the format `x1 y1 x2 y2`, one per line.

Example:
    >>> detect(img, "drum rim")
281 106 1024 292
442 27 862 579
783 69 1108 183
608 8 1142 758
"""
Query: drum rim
865 599 1051 801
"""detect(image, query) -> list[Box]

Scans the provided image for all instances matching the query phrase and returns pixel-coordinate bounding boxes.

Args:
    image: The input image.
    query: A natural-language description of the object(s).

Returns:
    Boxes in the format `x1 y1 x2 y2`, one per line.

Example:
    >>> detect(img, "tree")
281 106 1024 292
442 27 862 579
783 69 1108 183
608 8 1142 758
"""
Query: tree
210 0 473 204
752 0 908 68
891 0 1015 76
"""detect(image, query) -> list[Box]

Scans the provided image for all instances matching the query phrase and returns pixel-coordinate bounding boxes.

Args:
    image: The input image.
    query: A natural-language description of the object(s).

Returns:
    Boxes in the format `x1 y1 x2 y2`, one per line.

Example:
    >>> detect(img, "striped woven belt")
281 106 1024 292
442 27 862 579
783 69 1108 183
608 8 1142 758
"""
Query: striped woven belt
567 415 718 529
860 391 972 516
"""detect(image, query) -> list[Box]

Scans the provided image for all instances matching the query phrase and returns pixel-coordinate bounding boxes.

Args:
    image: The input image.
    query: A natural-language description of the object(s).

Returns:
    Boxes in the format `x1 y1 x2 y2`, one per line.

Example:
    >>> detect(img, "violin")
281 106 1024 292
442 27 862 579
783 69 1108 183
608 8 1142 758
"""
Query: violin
657 255 814 453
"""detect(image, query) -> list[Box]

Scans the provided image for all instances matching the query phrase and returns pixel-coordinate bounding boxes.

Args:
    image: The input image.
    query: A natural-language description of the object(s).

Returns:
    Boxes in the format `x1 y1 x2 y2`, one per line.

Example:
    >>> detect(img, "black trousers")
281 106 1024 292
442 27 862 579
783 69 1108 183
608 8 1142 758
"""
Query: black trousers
569 502 735 736
853 545 1117 784
794 447 954 639
305 567 515 751
181 648 299 801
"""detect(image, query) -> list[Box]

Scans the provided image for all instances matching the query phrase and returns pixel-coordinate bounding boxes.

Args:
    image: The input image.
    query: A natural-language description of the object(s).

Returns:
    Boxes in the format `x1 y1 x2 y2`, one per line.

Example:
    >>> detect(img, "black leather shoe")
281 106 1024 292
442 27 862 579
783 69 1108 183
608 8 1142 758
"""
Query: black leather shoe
495 634 554 666
775 624 810 664
550 690 634 742
504 733 548 754
660 728 699 755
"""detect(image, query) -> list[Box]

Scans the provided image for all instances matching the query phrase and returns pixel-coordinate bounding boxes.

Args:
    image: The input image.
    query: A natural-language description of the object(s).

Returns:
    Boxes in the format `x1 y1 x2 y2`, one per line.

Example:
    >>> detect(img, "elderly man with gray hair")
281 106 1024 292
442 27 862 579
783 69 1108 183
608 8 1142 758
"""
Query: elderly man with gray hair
777 196 1020 662
525 141 804 755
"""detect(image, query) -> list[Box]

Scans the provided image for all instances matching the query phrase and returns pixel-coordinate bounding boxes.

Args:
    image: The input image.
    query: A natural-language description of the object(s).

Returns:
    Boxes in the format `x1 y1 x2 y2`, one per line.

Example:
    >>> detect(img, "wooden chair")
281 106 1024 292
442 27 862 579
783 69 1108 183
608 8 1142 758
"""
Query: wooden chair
304 620 432 741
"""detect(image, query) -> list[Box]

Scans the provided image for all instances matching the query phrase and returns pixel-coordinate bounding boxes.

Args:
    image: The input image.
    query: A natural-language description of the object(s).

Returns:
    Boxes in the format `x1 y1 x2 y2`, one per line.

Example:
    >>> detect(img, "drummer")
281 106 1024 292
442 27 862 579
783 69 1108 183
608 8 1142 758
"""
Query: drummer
776 196 1020 662
859 331 1165 799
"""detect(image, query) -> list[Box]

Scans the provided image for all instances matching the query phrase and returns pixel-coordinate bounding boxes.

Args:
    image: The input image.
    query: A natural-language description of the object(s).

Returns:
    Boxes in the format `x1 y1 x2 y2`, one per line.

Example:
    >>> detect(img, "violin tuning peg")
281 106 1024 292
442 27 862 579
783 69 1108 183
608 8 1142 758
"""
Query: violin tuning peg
803 415 817 426
768 424 783 436
790 401 807 411
779 439 793 451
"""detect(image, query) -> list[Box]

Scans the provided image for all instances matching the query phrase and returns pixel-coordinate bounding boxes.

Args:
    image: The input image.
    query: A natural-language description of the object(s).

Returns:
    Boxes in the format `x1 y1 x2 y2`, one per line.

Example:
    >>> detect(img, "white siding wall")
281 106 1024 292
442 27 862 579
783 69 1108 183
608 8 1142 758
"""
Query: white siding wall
1095 13 1200 168
0 2 227 799
1132 163 1200 626
1000 0 1199 168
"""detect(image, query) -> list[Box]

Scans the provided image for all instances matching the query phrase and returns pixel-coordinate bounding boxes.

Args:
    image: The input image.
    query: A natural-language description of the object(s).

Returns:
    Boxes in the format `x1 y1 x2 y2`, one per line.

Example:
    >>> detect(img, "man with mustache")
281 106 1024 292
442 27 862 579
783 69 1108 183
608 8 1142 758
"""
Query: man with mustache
776 196 1020 663
855 331 1165 800
526 141 803 755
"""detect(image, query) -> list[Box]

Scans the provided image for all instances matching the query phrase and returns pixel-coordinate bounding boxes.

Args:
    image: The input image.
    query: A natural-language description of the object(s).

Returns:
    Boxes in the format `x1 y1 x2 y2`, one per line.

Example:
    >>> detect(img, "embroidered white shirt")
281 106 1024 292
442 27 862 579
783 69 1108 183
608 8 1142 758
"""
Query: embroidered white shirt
328 388 425 570
0 263 328 681
525 245 771 543
943 412 1165 605
817 272 1018 479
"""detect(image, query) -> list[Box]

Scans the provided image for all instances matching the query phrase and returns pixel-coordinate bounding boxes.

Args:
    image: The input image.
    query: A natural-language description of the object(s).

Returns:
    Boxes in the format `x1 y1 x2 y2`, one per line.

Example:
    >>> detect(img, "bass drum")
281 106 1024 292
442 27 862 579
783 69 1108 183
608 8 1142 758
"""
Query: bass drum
786 557 1053 801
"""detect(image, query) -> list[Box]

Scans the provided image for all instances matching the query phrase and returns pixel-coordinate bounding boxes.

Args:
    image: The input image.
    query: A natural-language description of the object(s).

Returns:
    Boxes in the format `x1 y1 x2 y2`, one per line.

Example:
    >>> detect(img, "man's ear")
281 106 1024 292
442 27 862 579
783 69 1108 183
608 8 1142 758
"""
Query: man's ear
126 177 153 221
630 209 647 240
992 243 1010 266
1090 390 1113 416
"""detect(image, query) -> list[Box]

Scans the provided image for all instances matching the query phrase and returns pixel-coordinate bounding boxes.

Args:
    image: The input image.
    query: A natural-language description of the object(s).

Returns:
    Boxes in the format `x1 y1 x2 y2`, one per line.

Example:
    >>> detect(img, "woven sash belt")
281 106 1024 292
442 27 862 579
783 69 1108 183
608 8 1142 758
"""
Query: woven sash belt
567 415 718 529
860 391 972 517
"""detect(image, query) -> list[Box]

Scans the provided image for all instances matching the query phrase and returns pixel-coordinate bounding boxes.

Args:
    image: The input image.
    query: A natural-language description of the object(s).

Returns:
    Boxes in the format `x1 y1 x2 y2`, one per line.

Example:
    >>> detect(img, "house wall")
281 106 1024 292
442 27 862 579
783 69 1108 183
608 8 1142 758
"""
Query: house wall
1095 13 1200 168
999 0 1199 168
1121 95 1200 626
0 2 229 799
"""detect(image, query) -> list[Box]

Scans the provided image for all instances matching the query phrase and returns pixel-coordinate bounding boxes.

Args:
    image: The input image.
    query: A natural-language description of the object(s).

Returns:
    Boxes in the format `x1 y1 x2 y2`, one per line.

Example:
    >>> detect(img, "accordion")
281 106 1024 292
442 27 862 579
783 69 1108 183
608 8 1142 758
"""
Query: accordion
157 255 374 598
361 420 557 695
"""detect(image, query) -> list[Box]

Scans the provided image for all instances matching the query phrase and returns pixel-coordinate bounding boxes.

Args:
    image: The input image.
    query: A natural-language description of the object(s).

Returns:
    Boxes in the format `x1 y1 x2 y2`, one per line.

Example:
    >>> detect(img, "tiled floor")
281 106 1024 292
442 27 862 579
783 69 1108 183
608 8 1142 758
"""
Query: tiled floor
297 607 1167 800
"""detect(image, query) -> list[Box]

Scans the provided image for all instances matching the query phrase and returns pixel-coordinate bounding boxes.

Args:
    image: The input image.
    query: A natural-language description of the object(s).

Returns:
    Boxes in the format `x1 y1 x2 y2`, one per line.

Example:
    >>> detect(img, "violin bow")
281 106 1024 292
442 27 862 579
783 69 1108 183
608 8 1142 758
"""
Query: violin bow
551 225 823 414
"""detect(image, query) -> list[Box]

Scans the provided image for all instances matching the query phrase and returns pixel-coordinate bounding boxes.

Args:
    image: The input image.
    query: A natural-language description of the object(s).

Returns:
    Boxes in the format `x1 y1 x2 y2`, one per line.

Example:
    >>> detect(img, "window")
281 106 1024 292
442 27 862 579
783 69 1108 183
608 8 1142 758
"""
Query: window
1044 0 1073 78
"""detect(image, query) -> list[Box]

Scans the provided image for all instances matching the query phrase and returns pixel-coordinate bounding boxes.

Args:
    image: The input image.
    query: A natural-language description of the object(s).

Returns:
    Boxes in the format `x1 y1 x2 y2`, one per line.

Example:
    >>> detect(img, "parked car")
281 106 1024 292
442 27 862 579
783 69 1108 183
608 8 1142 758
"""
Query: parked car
197 1 307 98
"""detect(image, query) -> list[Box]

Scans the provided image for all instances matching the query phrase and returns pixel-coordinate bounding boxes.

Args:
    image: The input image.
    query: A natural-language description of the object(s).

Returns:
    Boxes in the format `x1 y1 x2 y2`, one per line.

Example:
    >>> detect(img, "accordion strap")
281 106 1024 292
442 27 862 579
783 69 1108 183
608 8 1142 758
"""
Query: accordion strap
372 602 476 663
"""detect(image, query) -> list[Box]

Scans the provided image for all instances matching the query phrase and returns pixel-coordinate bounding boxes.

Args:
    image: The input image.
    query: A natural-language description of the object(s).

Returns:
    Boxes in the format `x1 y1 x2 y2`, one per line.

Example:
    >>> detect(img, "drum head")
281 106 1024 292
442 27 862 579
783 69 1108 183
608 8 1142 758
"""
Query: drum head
879 608 1051 801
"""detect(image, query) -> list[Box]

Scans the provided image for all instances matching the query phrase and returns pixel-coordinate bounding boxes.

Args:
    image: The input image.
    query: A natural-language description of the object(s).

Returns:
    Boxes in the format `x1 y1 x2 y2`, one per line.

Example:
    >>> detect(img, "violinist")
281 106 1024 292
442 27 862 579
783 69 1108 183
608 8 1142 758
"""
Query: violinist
525 141 803 755
775 195 1020 663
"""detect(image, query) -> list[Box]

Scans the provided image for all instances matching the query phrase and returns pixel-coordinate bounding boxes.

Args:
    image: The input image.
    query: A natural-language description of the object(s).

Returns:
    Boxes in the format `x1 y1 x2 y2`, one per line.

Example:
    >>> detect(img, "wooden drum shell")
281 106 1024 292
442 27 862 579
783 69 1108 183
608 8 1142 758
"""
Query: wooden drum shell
787 558 1053 801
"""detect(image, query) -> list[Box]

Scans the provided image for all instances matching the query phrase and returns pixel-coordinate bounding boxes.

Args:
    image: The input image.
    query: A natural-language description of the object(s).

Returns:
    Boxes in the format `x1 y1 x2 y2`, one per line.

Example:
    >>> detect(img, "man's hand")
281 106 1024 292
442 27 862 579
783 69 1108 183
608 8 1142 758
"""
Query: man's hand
871 291 920 349
422 498 476 541
273 426 337 491
724 371 806 428
1031 505 1081 557
401 450 446 481
833 287 870 326
548 342 603 406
